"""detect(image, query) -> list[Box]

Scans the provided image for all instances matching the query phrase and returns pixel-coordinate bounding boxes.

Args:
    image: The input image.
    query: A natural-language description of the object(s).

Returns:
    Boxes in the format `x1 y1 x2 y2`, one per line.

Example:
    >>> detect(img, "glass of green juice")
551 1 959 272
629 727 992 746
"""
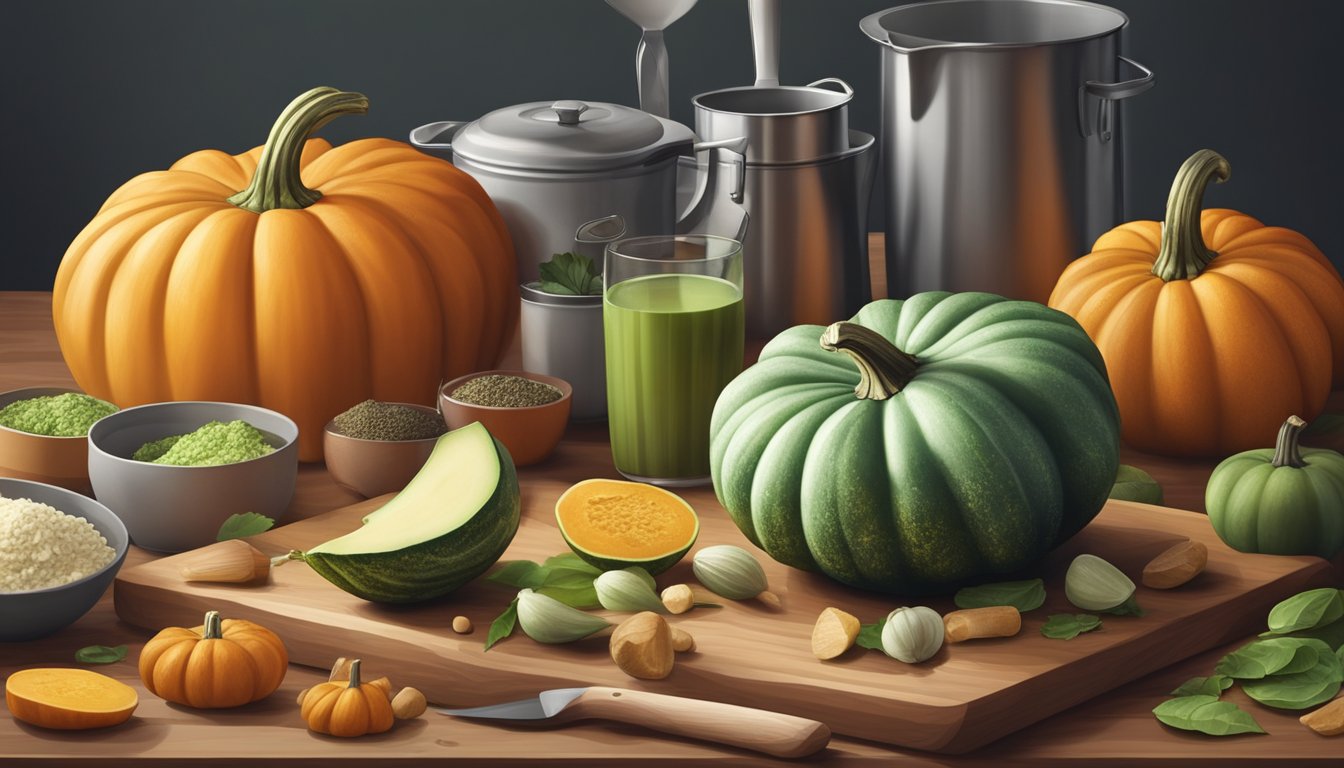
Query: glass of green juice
604 235 745 486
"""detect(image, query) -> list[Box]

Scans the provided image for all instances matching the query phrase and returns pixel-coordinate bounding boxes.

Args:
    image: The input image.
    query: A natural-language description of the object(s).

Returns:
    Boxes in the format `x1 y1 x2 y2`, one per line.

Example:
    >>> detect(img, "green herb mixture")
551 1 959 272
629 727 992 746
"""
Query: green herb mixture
333 399 445 441
132 420 274 466
451 375 562 409
0 393 117 437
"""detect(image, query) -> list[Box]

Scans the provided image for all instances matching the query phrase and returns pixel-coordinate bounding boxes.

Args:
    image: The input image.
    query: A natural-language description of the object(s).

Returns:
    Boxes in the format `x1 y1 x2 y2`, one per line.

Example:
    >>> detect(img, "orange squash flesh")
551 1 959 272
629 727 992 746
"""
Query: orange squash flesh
5 668 138 730
556 479 699 575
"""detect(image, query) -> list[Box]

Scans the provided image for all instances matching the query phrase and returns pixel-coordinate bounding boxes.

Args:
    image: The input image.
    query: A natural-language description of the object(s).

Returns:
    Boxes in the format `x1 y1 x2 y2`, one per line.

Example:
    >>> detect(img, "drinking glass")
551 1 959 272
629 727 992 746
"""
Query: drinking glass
603 235 745 486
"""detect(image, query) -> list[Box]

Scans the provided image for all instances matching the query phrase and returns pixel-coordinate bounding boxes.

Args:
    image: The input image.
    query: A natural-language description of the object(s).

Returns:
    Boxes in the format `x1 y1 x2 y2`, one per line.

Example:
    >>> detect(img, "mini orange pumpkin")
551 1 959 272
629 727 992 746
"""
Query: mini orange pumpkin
300 658 395 737
52 87 516 460
139 610 288 708
1049 150 1344 457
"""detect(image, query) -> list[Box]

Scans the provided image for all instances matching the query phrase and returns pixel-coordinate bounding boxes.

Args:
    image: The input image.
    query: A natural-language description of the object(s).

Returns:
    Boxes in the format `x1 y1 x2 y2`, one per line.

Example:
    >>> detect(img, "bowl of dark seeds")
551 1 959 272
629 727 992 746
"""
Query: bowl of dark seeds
439 371 572 466
323 400 447 498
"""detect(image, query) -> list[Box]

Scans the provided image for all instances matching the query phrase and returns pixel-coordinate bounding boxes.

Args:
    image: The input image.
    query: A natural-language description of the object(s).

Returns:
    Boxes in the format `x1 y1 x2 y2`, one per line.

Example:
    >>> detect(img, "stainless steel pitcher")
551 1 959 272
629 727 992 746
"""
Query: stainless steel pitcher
861 0 1154 303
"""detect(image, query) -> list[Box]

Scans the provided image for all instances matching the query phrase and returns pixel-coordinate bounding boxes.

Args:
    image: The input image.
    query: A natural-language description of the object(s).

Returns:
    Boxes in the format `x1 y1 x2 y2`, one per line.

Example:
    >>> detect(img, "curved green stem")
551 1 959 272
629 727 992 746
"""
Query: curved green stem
348 659 363 689
1271 415 1308 468
1151 149 1231 282
820 322 918 400
227 87 369 213
202 610 223 640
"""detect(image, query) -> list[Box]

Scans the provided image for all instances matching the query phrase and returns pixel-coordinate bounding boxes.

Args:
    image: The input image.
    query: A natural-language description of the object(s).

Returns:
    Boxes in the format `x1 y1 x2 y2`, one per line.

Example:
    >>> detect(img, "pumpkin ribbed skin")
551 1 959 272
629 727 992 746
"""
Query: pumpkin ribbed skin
709 292 1120 595
300 660 394 737
52 89 515 460
138 611 288 708
1049 151 1344 458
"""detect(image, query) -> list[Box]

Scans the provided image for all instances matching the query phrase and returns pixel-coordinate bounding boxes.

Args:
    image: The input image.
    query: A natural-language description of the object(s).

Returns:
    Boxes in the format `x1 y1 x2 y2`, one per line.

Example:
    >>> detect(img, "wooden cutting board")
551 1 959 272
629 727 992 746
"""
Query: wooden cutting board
113 458 1336 754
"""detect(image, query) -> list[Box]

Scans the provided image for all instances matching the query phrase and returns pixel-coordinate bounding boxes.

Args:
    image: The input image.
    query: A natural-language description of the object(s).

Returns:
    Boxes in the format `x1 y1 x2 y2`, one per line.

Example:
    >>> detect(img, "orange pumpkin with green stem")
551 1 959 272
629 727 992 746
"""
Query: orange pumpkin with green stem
139 609 288 708
1049 150 1344 457
300 658 395 737
52 87 516 460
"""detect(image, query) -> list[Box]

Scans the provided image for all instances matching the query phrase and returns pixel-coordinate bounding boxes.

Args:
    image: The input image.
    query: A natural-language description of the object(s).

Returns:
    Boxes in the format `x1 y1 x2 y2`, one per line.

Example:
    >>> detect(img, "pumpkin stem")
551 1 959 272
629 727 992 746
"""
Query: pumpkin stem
226 87 369 214
202 610 223 640
820 322 918 400
348 658 363 689
1271 415 1308 468
1151 149 1231 282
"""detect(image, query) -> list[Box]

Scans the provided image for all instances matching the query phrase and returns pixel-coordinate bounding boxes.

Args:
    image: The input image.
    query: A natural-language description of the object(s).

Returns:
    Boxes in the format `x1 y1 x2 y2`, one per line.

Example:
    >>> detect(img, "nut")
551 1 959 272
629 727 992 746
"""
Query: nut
671 626 696 653
811 607 861 660
1300 696 1344 736
452 615 473 634
661 584 695 614
610 611 675 680
942 606 1022 643
392 687 428 720
1142 540 1208 589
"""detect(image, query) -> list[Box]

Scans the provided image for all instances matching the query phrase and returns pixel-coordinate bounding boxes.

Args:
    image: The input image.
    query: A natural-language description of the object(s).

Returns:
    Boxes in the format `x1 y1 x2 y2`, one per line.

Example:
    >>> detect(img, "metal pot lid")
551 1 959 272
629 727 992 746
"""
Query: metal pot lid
452 100 695 172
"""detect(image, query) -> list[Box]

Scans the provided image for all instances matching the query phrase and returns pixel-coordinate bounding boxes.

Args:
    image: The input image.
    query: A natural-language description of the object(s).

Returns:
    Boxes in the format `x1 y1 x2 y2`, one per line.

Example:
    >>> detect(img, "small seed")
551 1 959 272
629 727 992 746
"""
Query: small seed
1142 540 1208 589
811 607 861 660
756 590 782 610
943 606 1022 643
452 615 473 634
392 687 428 720
671 626 696 653
1300 696 1344 736
661 584 695 614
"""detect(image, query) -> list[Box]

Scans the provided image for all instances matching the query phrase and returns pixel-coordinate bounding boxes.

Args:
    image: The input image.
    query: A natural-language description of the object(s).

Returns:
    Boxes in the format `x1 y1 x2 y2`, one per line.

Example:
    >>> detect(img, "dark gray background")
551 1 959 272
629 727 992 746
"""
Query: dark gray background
3 0 1341 290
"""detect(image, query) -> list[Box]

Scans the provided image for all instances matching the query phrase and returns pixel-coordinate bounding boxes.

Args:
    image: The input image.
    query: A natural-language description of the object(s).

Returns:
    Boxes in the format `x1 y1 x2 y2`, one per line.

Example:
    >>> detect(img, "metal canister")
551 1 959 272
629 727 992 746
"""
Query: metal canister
861 0 1154 303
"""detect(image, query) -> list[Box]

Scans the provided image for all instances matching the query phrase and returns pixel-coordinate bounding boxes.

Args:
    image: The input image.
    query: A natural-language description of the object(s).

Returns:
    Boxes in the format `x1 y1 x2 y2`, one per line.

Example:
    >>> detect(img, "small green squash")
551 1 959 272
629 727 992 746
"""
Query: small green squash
709 293 1121 595
1206 415 1344 559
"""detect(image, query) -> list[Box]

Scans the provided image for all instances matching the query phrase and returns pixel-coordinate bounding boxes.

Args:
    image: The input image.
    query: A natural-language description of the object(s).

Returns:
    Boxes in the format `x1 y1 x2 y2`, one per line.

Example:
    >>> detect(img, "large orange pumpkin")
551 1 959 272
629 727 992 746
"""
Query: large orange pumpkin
52 87 516 460
1049 150 1344 458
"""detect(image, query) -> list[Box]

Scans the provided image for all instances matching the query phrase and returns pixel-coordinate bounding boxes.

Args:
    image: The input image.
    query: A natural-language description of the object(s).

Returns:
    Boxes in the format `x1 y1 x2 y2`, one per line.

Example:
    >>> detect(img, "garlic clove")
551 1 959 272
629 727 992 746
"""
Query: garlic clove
595 568 667 613
1065 554 1142 614
516 588 612 644
692 545 776 606
881 606 944 663
179 539 271 584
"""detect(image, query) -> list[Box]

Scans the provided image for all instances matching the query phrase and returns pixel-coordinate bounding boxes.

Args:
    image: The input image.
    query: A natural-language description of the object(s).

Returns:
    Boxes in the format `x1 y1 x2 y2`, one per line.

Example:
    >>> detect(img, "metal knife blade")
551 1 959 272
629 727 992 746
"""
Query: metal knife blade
437 688 587 720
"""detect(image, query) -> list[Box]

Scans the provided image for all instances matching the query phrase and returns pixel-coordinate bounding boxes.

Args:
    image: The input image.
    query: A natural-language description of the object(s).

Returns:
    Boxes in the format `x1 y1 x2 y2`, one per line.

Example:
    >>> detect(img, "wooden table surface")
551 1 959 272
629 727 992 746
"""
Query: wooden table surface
2 245 1342 765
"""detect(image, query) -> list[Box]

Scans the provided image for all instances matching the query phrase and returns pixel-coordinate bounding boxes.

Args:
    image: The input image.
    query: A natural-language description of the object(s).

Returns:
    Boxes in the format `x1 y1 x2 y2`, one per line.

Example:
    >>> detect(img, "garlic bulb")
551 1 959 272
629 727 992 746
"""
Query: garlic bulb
595 568 667 613
881 606 944 663
1065 554 1142 615
692 544 779 607
178 539 271 584
515 589 612 644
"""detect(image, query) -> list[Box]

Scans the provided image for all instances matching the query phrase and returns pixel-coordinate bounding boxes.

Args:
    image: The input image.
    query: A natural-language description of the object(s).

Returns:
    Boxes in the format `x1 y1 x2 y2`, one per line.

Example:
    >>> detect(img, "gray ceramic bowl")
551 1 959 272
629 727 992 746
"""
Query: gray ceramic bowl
0 478 129 641
87 402 298 553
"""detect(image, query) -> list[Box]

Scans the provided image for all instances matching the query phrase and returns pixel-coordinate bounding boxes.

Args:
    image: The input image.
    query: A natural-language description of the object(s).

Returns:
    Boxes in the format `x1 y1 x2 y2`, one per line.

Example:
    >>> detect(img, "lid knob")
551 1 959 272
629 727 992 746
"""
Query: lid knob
551 100 589 126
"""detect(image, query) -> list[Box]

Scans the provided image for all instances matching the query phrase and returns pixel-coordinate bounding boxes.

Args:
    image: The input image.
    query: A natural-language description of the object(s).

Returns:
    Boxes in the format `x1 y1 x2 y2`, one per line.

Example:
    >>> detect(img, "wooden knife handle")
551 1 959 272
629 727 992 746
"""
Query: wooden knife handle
568 687 831 758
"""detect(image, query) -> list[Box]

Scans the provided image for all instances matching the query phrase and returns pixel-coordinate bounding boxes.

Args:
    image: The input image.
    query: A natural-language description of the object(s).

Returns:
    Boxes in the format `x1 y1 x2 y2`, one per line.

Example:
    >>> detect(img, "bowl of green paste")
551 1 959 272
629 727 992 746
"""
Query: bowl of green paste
87 401 299 553
0 387 118 493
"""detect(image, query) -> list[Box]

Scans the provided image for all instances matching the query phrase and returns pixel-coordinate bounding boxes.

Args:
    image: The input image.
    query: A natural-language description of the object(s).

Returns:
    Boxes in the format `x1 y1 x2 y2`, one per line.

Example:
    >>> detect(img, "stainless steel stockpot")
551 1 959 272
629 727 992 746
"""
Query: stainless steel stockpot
861 0 1154 303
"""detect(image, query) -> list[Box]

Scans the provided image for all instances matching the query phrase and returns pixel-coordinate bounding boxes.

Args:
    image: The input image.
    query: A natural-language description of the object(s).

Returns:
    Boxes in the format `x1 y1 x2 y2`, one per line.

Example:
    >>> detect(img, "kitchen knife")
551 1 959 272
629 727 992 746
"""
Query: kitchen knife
438 686 831 758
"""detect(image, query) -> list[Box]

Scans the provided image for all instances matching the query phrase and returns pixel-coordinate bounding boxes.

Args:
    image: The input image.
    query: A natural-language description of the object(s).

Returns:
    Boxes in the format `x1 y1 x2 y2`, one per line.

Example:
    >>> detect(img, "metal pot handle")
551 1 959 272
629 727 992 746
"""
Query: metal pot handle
806 78 854 98
1084 57 1154 100
408 121 469 156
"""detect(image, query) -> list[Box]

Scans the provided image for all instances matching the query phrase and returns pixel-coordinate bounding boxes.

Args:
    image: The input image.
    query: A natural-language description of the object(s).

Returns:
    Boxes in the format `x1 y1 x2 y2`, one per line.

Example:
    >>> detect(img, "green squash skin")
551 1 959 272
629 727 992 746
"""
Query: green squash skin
710 293 1121 595
559 538 695 576
302 438 522 603
1206 448 1344 559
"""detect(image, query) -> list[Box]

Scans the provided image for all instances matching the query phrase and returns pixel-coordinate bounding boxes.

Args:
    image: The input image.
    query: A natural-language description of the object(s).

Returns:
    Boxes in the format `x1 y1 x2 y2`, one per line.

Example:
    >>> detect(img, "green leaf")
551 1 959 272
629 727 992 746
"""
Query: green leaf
75 645 128 665
1109 464 1164 505
855 622 884 651
1170 675 1233 697
1264 588 1344 636
1041 614 1102 640
487 560 550 589
216 512 274 542
954 579 1046 612
1301 412 1344 440
1152 695 1266 736
1103 594 1145 617
537 252 602 296
540 569 600 590
1216 638 1329 680
483 598 519 652
1241 648 1344 710
542 553 603 575
536 584 601 610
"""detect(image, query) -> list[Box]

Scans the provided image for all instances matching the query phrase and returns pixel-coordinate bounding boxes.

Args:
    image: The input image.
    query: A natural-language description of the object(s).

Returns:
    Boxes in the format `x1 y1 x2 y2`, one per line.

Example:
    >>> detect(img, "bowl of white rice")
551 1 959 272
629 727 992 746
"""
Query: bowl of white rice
0 477 128 641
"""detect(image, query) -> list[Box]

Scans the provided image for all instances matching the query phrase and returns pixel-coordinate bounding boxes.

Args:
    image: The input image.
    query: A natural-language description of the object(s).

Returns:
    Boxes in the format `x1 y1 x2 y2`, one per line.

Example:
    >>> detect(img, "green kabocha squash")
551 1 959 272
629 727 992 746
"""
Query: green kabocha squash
1206 416 1344 559
709 293 1121 595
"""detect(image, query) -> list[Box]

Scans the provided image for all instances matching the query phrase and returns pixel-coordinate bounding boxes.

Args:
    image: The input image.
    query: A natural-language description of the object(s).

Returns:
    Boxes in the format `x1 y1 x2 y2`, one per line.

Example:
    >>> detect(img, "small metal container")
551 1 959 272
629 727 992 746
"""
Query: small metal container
692 79 853 164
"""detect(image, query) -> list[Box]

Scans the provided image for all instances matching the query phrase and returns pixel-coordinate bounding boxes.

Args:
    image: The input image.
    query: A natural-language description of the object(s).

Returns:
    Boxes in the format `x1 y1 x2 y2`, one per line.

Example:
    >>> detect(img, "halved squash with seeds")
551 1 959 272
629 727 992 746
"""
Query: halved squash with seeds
556 479 699 575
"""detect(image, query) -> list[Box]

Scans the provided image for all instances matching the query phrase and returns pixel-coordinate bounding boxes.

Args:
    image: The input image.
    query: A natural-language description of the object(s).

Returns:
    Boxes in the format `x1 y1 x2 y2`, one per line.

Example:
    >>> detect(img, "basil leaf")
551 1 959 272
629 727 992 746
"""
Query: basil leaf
537 252 602 296
1109 464 1164 505
954 579 1046 612
487 560 549 589
855 622 884 651
1241 649 1343 710
483 598 519 652
1170 675 1233 697
74 644 128 665
1104 594 1145 617
535 584 601 610
216 512 274 541
1041 614 1102 640
540 569 599 590
1265 588 1344 636
541 553 603 576
1216 637 1329 680
1152 695 1266 736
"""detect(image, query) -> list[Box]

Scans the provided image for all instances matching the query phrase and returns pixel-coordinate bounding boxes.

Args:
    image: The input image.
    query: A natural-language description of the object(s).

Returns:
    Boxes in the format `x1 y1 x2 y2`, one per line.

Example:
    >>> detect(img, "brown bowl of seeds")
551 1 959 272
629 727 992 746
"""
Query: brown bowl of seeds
439 371 572 467
323 401 447 498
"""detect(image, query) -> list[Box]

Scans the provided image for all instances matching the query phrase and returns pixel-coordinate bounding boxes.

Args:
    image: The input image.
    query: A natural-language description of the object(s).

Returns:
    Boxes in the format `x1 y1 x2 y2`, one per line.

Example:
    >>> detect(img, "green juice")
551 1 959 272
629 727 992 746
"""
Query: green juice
604 273 745 482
